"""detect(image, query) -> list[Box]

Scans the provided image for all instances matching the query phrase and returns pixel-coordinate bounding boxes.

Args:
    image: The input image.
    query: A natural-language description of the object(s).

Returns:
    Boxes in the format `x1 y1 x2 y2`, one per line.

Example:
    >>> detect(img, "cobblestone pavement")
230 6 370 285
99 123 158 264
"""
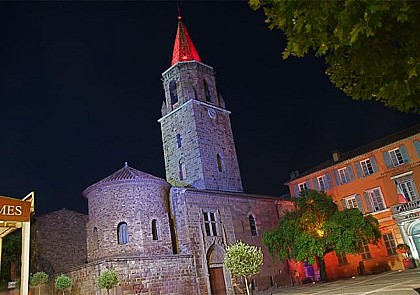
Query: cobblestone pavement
256 268 420 295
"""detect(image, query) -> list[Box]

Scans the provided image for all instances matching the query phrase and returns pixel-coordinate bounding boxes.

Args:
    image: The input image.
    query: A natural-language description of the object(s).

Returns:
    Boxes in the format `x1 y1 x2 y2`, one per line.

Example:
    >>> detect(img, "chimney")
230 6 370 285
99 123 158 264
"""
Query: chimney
290 170 300 180
332 150 340 162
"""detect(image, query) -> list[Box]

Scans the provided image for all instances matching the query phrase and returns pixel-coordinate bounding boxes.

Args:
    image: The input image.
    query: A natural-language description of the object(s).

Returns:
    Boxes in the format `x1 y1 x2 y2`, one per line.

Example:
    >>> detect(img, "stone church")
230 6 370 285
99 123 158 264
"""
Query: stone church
37 15 293 295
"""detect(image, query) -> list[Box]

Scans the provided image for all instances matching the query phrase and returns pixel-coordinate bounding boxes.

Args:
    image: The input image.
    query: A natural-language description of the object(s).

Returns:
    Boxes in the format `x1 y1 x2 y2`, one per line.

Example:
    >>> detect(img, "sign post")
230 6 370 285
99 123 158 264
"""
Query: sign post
0 192 34 295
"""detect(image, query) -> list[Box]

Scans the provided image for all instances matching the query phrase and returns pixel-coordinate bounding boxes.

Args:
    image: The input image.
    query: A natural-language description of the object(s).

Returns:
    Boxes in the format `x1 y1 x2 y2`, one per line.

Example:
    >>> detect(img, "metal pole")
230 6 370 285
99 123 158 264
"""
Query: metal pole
20 221 30 295
0 237 2 277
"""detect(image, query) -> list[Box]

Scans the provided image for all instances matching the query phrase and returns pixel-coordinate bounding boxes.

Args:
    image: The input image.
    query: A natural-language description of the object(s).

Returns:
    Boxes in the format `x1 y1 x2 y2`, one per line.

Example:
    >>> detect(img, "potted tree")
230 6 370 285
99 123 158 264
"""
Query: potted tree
396 244 414 269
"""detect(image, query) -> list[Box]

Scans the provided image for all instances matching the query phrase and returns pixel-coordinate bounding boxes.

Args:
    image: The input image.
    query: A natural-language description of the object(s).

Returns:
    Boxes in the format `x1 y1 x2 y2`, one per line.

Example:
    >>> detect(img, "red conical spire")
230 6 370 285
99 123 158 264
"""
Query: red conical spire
171 12 201 66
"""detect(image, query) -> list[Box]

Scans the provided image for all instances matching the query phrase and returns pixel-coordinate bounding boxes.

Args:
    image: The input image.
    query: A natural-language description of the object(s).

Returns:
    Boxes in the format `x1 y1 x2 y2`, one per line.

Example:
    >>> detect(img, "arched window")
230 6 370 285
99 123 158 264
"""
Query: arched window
217 154 223 172
203 79 211 102
249 215 257 236
93 227 99 250
179 159 186 180
169 80 178 105
152 219 158 240
117 222 129 245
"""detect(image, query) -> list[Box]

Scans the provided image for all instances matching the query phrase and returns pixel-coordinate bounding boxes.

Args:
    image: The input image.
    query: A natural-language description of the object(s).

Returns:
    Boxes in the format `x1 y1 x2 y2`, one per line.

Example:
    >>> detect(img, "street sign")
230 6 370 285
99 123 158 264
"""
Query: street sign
0 196 31 222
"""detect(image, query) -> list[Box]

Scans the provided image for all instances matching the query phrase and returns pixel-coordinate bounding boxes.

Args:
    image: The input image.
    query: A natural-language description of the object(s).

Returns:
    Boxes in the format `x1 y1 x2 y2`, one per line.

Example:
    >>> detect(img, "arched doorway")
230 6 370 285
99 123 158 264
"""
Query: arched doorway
411 222 420 259
207 245 227 295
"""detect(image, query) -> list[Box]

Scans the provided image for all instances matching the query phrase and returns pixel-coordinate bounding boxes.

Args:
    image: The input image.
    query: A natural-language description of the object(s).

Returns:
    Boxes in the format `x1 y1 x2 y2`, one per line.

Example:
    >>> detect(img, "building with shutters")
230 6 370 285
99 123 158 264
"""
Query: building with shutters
286 124 420 280
36 14 295 295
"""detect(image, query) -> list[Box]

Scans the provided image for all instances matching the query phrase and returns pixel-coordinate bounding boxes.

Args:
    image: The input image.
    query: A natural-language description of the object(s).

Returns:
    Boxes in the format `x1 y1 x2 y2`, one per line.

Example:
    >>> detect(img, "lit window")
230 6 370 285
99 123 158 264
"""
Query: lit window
249 215 257 236
203 211 218 236
398 178 418 202
345 196 358 209
318 175 326 191
336 252 348 265
364 188 386 212
117 222 129 245
152 219 158 241
338 168 350 184
389 148 404 166
298 182 308 192
360 159 374 176
383 233 397 256
169 80 178 105
360 240 372 260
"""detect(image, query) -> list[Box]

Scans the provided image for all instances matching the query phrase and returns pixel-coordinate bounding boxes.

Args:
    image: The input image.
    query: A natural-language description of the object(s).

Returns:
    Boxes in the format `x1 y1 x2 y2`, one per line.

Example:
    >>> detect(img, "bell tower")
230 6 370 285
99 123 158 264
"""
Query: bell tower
158 14 243 192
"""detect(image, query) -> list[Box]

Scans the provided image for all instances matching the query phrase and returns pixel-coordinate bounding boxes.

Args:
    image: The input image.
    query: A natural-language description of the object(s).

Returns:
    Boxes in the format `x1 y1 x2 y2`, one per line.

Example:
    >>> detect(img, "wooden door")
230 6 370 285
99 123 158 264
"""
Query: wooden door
209 267 226 295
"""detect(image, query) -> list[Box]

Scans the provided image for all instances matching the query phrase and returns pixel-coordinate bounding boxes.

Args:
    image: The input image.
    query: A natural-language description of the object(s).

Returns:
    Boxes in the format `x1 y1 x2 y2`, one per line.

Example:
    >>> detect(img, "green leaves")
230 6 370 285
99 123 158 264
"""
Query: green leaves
98 270 119 291
30 272 49 287
262 190 381 271
250 0 420 113
55 274 72 292
224 241 264 277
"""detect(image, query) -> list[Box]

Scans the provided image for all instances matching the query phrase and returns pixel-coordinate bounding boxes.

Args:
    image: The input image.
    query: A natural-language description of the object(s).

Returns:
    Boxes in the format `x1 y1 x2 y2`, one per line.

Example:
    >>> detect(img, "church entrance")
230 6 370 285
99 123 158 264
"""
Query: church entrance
209 267 226 295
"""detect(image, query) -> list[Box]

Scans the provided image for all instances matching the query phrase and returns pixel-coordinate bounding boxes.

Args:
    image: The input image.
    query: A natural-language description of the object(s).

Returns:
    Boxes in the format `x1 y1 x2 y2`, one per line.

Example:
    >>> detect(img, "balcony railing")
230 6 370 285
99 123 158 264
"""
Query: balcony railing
391 200 420 214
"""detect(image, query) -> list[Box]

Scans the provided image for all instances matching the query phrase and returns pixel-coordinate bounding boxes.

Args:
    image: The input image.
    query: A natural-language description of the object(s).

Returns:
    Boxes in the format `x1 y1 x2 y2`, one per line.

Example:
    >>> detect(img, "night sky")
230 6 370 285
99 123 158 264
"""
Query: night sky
0 2 418 215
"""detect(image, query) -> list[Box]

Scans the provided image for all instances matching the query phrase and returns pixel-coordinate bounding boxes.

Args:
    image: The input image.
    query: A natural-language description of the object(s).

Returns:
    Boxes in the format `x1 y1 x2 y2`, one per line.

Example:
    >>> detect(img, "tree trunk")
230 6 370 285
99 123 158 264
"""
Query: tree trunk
244 275 250 295
316 255 327 282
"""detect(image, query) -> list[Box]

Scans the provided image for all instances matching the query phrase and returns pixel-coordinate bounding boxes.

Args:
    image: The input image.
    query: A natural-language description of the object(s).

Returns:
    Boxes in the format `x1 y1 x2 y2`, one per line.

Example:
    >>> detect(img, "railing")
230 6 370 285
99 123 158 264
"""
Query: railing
392 200 420 214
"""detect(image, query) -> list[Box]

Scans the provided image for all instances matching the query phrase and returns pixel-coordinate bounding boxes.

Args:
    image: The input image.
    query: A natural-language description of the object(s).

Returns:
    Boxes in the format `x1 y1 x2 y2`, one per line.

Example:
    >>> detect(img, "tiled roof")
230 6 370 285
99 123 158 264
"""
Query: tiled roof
289 123 420 181
83 163 168 197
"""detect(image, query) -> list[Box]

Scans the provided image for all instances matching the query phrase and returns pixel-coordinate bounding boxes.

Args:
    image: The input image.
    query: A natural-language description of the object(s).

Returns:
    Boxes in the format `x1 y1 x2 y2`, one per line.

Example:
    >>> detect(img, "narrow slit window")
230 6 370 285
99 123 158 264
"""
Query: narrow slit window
179 159 186 180
203 79 211 102
249 214 257 236
176 134 182 148
152 219 158 240
169 80 178 105
217 154 223 172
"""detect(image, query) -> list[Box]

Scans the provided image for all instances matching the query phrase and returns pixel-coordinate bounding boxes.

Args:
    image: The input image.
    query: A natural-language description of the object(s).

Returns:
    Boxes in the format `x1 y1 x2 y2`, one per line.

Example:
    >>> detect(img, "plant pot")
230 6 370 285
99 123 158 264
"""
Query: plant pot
403 258 414 269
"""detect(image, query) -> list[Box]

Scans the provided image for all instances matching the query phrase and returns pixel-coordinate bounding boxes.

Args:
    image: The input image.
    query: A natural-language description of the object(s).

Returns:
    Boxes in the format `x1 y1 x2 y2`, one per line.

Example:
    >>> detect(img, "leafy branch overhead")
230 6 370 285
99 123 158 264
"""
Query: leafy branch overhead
250 0 420 113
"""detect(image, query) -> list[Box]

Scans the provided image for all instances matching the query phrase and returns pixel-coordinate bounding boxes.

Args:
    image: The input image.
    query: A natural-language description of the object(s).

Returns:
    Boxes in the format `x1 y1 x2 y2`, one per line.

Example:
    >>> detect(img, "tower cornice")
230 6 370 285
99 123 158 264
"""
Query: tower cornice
158 99 231 123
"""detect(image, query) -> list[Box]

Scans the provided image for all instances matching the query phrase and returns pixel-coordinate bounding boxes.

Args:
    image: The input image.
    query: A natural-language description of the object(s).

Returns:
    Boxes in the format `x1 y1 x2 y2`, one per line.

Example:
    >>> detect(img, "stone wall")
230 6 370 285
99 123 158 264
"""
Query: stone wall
36 208 88 274
170 187 294 293
66 255 199 295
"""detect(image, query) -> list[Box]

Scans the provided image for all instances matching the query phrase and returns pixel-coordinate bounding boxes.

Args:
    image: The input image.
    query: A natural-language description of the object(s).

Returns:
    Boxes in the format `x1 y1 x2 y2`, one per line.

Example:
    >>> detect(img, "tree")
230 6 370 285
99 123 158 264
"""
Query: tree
262 190 381 282
1 230 21 284
224 241 264 295
55 274 72 295
30 272 49 295
250 0 420 113
98 270 119 295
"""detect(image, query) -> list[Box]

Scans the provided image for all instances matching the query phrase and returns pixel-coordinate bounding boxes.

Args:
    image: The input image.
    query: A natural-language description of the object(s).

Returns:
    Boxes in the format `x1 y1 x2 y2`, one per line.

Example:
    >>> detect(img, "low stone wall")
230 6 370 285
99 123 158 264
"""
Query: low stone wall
66 254 201 295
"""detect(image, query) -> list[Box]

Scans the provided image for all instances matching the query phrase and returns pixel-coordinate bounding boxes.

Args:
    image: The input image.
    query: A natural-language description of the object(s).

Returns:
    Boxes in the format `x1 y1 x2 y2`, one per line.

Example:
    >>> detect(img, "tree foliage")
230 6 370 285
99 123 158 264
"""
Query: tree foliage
262 190 381 281
224 241 263 295
55 274 72 295
250 0 420 113
98 270 119 295
30 272 49 295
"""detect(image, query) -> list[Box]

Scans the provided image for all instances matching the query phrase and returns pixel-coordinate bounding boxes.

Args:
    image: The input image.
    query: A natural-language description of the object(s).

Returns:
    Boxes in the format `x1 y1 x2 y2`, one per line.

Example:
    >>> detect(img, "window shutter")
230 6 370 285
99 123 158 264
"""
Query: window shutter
363 192 373 213
293 184 299 197
347 165 355 181
400 145 410 163
370 157 378 173
333 170 341 186
414 140 420 158
355 194 365 214
313 178 319 190
306 180 311 189
355 162 363 178
325 173 333 190
341 199 347 210
383 151 392 168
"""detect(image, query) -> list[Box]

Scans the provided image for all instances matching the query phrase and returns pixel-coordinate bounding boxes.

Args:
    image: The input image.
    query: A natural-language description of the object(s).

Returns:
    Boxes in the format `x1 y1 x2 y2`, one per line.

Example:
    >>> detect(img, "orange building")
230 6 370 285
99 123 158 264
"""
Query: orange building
286 124 420 280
